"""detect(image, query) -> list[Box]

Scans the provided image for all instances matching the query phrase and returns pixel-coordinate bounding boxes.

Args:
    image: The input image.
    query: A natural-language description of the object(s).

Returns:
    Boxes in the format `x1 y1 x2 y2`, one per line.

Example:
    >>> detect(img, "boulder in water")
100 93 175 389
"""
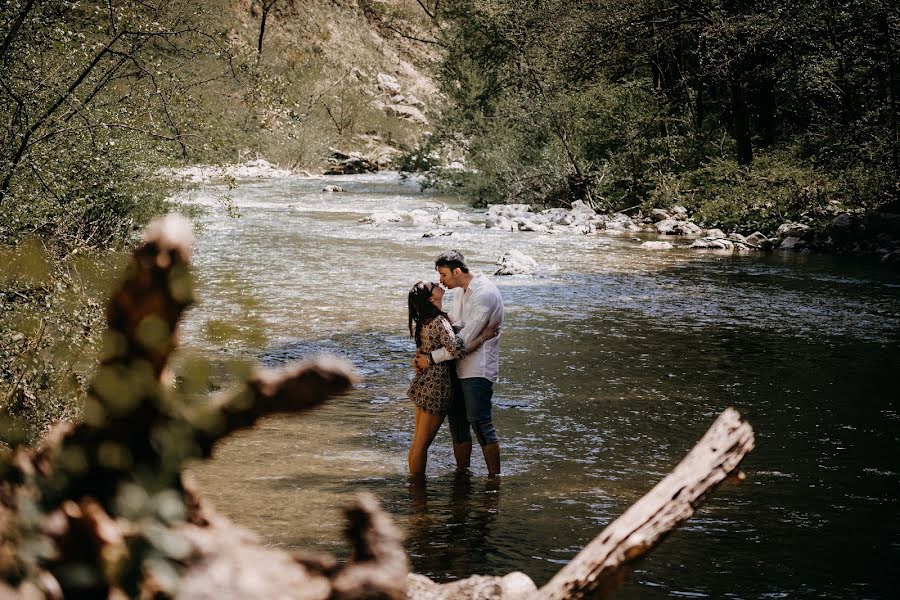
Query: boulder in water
649 208 670 222
775 222 811 240
358 211 405 225
495 250 537 275
689 238 735 250
778 236 807 250
656 219 703 236
641 241 674 250
485 215 517 231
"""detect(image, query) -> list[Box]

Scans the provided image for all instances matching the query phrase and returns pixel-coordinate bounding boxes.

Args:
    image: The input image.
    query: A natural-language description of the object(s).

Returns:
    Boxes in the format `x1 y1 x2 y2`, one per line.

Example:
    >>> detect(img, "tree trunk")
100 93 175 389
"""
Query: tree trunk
729 77 753 165
257 0 278 56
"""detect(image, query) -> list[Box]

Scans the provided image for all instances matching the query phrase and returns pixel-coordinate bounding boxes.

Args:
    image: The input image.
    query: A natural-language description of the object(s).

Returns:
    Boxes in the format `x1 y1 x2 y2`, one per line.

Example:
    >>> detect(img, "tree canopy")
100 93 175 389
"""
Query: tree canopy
422 0 899 230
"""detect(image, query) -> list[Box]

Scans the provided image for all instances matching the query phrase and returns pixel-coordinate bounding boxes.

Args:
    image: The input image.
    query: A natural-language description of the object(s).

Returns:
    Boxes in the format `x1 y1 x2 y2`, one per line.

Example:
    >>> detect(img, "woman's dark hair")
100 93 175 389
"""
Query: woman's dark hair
434 249 469 273
408 281 446 348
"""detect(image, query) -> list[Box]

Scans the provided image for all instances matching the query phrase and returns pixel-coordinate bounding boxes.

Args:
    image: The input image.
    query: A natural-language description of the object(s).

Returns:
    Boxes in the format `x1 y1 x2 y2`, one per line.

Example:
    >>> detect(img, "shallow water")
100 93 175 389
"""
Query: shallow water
178 173 900 598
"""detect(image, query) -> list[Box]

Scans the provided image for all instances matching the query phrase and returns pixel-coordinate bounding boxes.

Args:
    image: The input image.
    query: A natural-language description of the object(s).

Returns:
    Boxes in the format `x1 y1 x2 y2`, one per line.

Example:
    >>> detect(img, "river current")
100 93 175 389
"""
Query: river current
177 173 900 599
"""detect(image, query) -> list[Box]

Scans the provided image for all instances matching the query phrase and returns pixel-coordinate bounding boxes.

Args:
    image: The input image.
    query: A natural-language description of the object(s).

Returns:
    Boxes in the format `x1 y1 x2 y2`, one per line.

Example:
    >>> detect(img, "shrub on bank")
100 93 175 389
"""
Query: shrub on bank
0 244 125 443
647 154 843 235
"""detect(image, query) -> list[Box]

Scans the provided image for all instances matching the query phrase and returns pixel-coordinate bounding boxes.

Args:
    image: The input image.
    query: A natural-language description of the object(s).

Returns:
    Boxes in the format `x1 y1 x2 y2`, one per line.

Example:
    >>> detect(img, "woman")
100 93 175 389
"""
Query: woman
407 281 496 476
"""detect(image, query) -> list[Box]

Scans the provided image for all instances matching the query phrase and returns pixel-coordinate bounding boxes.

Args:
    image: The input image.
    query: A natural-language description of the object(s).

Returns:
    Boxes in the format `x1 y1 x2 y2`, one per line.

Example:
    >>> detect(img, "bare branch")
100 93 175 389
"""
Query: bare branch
332 493 408 600
0 30 126 204
413 0 436 20
0 0 37 62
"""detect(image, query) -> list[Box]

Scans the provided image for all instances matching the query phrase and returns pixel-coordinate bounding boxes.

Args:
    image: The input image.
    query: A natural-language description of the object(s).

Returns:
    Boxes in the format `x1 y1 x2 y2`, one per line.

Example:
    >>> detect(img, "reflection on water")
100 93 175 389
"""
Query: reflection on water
180 173 900 599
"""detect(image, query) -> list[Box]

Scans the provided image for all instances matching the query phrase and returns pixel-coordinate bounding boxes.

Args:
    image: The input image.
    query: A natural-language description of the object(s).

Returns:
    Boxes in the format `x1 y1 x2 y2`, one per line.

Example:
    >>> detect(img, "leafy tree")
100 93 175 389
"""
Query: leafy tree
0 1 233 441
423 0 899 220
0 0 236 252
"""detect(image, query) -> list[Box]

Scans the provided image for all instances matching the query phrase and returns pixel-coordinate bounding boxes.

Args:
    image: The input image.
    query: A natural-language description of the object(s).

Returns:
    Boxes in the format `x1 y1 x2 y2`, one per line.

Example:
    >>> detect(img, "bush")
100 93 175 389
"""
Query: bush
648 153 842 234
0 242 125 443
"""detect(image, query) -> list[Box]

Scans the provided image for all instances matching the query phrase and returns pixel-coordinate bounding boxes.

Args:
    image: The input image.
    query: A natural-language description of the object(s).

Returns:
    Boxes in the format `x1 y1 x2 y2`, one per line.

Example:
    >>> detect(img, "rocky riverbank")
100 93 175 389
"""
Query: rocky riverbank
481 202 900 265
163 160 899 265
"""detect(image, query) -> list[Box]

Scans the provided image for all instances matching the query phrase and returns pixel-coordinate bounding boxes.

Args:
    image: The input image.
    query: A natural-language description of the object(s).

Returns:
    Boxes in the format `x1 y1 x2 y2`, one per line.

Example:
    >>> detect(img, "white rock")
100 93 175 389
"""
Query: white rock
487 204 533 220
408 209 435 227
434 209 462 225
605 213 639 232
495 250 537 275
690 238 735 250
605 220 639 232
671 205 689 220
570 200 596 217
376 73 401 94
384 104 428 125
641 241 674 249
358 211 405 225
224 159 293 179
655 219 680 234
705 228 727 238
656 219 703 236
485 215 517 231
539 208 575 225
514 218 550 233
322 185 346 193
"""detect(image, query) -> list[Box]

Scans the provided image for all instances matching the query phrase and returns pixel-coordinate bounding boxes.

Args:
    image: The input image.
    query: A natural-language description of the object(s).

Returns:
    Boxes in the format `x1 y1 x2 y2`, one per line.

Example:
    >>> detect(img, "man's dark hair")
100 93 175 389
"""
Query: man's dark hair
435 249 469 273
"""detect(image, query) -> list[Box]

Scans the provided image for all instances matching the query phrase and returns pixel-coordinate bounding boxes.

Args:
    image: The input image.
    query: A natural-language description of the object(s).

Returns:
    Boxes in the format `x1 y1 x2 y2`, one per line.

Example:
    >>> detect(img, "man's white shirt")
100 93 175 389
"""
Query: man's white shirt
430 272 503 382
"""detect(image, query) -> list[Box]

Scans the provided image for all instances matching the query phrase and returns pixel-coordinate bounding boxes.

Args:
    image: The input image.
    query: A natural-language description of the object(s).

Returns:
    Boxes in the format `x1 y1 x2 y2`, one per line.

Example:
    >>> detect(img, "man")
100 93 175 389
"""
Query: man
414 250 504 478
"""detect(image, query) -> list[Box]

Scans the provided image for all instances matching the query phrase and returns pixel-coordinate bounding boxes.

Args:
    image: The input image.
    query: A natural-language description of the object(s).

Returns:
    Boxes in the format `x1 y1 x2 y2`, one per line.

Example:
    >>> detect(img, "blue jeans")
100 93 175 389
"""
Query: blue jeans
448 377 499 446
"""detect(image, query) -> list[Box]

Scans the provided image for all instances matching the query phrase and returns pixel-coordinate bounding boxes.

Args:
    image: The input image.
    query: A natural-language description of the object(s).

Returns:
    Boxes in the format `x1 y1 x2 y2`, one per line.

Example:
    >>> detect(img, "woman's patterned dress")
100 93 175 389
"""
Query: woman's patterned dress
408 315 467 416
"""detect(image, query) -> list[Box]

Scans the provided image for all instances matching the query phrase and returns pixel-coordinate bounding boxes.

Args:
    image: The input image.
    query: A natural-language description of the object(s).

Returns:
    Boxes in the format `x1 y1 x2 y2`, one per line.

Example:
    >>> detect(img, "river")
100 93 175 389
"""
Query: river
176 172 900 599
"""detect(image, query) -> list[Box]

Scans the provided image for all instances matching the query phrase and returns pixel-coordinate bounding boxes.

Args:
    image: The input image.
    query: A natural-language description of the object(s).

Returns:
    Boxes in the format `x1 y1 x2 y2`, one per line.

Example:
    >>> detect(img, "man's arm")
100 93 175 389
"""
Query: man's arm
429 288 497 364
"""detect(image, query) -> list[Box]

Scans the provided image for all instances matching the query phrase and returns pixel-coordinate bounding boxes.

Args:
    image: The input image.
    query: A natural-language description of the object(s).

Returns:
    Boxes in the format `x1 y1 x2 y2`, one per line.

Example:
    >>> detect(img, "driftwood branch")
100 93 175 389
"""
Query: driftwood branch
194 358 358 458
331 493 409 600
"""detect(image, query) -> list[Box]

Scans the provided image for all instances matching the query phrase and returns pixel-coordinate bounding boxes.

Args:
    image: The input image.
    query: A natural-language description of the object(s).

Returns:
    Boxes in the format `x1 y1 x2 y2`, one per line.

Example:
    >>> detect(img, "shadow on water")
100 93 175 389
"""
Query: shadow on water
347 472 503 582
402 473 501 581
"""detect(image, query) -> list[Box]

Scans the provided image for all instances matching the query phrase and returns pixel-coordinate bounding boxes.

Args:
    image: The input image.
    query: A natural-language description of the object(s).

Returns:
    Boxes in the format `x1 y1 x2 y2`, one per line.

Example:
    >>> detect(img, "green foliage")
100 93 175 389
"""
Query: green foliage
0 243 126 443
416 0 899 227
648 154 842 233
0 1 233 441
0 0 233 251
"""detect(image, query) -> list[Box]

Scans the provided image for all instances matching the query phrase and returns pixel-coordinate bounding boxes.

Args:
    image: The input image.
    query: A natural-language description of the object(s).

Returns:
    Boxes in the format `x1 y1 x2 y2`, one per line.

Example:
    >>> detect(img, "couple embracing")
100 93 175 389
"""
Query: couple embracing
406 250 504 480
